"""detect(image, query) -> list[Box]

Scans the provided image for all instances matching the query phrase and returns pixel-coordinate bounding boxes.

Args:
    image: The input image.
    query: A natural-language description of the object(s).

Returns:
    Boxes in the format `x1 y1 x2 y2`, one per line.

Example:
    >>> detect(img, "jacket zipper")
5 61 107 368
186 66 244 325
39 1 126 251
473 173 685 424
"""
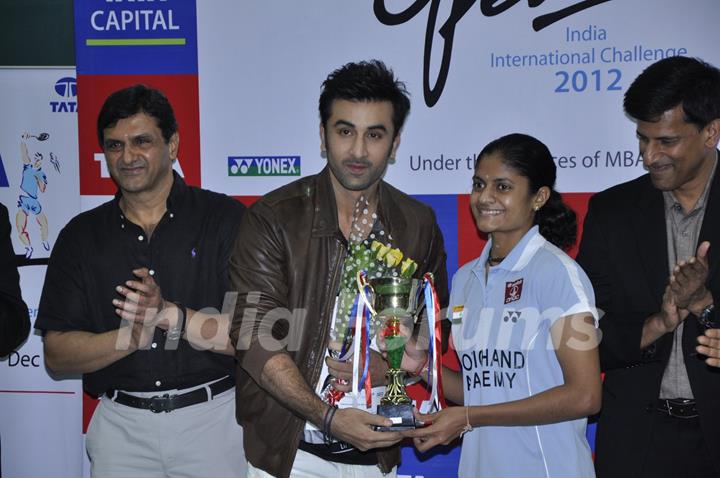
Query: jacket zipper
287 236 347 473
308 236 346 403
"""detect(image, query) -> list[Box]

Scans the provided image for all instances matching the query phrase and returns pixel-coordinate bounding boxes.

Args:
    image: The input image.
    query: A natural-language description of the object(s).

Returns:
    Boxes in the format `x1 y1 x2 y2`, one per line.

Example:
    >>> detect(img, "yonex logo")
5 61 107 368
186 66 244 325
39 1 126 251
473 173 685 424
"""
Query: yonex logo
54 77 77 98
502 310 522 323
228 156 301 177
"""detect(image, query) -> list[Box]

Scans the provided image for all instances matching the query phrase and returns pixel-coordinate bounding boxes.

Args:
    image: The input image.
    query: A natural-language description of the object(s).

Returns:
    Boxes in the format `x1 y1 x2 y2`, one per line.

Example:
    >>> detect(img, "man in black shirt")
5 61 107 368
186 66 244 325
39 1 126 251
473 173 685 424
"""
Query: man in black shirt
35 85 247 477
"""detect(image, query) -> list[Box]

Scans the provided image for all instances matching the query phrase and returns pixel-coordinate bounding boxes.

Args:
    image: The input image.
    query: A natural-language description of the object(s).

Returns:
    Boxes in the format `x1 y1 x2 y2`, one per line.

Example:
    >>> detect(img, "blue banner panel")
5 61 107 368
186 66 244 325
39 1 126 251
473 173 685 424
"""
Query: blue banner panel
412 194 459 280
74 0 198 74
399 441 462 478
0 154 9 187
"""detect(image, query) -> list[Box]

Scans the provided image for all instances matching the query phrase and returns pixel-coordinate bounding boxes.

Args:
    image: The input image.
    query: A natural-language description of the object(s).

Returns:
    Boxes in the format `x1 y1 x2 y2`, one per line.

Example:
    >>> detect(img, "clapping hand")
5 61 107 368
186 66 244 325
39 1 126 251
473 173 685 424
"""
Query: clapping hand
113 268 170 349
670 241 711 312
697 329 720 367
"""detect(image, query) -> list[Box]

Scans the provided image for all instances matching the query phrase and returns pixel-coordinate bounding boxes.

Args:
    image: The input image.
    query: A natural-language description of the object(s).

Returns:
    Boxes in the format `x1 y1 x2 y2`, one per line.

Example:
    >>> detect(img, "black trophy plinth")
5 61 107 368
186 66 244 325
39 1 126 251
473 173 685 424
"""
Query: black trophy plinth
375 403 416 431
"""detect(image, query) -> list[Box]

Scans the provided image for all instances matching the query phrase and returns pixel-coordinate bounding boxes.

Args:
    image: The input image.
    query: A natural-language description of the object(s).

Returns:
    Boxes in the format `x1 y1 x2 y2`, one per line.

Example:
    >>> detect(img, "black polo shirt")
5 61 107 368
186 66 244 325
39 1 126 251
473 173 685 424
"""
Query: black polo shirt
36 173 245 396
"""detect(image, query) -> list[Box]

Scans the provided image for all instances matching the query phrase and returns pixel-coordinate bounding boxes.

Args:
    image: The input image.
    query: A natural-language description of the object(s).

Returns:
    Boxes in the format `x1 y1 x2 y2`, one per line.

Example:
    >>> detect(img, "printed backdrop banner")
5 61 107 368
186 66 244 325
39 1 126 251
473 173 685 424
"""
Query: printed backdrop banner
74 0 198 75
0 68 82 478
2 1 717 477
193 2 718 477
196 0 717 198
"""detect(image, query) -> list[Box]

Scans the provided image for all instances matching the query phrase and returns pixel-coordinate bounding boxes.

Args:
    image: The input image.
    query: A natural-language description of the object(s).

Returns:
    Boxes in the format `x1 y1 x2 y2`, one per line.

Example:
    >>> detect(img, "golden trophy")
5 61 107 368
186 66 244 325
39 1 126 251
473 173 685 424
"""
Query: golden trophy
367 276 421 431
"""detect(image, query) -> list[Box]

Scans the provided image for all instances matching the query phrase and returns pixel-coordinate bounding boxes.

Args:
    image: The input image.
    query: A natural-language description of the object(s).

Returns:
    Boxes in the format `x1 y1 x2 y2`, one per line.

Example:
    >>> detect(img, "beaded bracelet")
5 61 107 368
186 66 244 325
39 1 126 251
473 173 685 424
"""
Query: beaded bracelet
322 405 338 444
460 406 472 437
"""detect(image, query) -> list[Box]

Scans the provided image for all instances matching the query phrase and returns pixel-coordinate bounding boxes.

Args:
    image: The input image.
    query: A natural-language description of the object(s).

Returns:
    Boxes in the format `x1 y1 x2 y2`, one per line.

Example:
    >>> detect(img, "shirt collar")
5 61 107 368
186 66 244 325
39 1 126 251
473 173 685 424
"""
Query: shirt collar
112 170 186 219
663 152 718 214
165 170 188 210
472 225 545 278
312 166 404 237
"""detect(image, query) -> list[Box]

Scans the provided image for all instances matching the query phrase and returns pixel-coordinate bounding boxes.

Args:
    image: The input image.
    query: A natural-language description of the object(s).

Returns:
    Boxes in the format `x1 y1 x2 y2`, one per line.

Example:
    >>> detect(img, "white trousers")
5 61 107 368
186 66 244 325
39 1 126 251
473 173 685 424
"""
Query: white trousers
247 449 396 478
86 383 246 478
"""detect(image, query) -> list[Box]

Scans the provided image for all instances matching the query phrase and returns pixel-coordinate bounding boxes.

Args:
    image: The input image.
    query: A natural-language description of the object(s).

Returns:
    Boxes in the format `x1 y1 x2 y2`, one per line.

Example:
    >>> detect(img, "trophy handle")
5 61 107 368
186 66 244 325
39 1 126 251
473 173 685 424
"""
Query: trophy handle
414 304 426 325
411 278 424 324
357 271 376 316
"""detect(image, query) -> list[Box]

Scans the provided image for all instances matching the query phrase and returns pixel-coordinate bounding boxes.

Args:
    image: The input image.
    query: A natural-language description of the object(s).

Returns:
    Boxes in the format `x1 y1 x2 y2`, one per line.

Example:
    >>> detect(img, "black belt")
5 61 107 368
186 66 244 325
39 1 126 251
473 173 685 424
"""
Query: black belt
657 398 698 419
298 440 378 466
106 376 234 413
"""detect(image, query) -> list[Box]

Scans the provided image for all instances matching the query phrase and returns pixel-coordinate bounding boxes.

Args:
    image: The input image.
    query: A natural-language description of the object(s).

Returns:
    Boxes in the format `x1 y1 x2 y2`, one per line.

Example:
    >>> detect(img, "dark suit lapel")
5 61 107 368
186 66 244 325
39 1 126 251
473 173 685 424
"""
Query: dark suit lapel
631 179 669 303
684 158 719 382
685 163 720 386
699 157 720 281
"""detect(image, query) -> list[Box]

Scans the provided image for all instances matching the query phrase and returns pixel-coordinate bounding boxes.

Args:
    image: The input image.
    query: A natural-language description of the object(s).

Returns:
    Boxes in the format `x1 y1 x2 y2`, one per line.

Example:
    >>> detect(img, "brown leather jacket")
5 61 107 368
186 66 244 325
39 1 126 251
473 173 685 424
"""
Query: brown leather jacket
230 167 449 478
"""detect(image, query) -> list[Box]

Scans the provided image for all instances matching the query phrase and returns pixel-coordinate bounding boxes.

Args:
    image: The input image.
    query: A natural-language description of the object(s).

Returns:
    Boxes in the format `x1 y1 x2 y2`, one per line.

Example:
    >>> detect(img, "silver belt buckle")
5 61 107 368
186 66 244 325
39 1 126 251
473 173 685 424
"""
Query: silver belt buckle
148 393 172 413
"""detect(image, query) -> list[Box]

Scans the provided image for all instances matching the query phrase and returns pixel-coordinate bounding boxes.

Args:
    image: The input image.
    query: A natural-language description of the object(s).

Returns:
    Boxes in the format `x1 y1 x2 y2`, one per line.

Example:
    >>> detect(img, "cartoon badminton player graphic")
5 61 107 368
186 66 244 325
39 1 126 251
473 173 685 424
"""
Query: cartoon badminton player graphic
16 132 55 258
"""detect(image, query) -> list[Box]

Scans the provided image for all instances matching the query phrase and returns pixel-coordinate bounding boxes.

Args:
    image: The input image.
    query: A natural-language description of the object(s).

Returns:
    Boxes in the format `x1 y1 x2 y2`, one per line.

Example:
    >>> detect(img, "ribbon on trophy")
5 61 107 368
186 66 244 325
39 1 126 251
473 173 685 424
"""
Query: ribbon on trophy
351 271 374 408
322 312 357 406
423 273 445 411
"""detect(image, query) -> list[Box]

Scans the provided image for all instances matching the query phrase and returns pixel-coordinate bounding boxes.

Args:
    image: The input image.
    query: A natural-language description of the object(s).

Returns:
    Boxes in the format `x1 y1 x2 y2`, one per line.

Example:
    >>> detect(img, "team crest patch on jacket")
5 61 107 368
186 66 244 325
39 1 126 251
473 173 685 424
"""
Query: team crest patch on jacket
504 278 523 304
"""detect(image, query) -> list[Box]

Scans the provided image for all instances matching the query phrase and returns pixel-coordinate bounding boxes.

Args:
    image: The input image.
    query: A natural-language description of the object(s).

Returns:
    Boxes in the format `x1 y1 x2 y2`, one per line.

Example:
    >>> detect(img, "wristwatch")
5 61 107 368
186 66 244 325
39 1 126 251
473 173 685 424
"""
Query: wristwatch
166 303 187 341
697 303 716 328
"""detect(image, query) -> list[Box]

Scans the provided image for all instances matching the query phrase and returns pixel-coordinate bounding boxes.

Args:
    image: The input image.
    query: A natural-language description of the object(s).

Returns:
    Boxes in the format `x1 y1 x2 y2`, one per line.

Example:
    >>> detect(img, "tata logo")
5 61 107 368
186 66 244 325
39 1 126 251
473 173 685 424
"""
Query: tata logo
228 156 301 177
50 77 78 113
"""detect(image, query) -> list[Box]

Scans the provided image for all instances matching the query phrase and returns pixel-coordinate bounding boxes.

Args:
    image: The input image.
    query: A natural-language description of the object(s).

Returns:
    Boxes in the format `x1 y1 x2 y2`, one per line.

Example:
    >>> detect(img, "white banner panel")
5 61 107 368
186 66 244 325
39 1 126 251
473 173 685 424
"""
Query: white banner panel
0 69 80 257
0 68 82 478
197 0 719 196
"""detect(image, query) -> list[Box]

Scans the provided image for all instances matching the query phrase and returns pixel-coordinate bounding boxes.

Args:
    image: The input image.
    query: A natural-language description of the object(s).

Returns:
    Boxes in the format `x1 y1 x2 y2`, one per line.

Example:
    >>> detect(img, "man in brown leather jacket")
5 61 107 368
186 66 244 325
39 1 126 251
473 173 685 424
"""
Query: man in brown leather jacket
230 60 449 478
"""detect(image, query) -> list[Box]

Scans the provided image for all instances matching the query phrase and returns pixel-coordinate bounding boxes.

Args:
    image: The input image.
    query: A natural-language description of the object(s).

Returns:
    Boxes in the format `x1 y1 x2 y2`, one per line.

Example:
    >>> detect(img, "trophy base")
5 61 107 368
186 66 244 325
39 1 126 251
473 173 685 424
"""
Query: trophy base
375 403 416 431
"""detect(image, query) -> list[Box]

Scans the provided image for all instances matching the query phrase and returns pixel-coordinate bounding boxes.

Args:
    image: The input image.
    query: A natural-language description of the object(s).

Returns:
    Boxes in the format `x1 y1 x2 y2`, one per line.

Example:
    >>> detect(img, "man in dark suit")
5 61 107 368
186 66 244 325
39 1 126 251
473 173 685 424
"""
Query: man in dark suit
0 201 30 357
577 56 720 478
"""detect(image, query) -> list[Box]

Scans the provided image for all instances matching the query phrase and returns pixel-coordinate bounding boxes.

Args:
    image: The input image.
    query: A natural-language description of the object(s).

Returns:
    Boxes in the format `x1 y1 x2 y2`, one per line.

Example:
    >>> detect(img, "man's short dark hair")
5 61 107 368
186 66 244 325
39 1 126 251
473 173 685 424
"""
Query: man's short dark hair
624 56 720 129
96 84 178 147
319 60 411 137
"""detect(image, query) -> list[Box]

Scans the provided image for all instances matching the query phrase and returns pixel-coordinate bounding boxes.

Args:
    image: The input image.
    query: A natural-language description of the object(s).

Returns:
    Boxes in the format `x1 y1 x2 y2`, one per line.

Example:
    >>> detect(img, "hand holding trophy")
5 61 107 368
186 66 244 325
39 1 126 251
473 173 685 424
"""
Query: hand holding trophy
359 271 444 431
324 195 443 436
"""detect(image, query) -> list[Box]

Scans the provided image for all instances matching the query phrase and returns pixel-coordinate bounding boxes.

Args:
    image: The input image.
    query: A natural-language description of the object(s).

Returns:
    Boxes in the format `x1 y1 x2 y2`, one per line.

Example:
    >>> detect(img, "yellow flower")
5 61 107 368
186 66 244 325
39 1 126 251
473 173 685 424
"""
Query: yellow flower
376 244 391 261
384 248 403 267
400 258 417 277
